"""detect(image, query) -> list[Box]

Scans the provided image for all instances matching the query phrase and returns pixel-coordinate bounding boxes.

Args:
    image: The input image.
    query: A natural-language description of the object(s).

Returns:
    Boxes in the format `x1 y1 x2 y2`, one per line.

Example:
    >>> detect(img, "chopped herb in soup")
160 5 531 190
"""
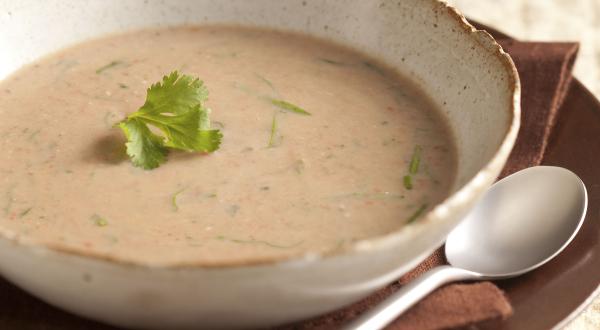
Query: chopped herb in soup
0 26 456 266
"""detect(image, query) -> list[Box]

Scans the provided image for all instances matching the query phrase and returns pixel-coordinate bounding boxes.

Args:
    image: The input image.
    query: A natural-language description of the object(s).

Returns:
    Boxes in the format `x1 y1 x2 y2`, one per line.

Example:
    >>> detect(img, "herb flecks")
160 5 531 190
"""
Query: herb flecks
236 80 309 116
91 214 108 227
216 235 303 249
333 192 404 200
254 73 278 95
403 175 413 190
226 205 240 217
409 145 422 175
403 145 422 190
3 185 16 216
363 61 386 76
27 129 41 142
117 71 222 170
96 60 125 74
317 58 348 66
267 114 279 148
171 187 186 212
19 207 33 218
270 99 311 116
406 203 428 223
293 159 306 174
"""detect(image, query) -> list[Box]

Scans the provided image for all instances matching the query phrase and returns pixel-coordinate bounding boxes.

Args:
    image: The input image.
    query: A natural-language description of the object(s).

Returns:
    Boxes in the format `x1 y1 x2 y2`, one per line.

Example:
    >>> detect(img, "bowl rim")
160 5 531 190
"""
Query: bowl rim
0 0 521 270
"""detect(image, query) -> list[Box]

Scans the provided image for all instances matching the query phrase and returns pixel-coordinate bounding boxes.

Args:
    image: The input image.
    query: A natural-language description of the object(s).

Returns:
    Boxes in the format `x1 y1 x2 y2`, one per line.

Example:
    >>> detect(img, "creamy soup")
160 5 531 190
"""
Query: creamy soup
0 26 456 266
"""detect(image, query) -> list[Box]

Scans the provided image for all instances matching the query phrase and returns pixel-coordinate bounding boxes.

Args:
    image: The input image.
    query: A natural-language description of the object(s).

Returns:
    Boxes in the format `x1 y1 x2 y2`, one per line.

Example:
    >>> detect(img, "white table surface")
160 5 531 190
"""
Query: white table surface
446 1 600 329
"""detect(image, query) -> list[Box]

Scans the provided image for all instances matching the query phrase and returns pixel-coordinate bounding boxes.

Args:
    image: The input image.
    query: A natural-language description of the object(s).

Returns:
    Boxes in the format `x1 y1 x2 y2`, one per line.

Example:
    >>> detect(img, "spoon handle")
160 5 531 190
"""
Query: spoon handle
344 265 480 330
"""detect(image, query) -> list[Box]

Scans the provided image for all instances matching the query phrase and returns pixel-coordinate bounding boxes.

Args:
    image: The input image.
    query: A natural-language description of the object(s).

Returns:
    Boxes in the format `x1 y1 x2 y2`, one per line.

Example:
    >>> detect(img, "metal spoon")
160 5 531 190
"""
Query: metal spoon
346 166 588 330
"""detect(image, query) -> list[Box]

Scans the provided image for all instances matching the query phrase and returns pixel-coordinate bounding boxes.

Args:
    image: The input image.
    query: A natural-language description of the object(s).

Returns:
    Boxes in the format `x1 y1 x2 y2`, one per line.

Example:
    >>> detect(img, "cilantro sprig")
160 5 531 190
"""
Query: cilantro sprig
118 71 222 170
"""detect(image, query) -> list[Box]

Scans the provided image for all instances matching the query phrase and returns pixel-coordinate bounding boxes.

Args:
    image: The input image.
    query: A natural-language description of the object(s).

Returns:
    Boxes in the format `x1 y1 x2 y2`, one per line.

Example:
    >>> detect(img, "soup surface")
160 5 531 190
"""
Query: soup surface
0 26 456 266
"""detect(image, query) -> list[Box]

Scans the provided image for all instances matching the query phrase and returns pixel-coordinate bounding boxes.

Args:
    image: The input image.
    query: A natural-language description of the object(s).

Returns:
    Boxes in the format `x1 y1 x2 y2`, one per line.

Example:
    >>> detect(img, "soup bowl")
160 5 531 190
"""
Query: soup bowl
0 0 519 328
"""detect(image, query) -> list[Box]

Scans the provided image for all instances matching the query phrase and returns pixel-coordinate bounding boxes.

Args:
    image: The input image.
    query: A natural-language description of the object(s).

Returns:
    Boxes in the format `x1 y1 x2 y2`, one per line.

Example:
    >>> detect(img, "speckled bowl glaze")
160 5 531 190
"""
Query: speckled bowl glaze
0 0 520 328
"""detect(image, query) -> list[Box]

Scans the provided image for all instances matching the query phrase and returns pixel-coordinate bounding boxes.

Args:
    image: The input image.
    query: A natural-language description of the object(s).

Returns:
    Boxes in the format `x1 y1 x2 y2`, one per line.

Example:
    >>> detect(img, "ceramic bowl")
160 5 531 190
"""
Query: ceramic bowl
0 0 520 328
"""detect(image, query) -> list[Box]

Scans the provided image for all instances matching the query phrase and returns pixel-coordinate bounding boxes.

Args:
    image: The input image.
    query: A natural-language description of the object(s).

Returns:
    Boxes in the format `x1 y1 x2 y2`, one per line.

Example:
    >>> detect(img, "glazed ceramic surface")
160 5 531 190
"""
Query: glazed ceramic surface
0 0 520 328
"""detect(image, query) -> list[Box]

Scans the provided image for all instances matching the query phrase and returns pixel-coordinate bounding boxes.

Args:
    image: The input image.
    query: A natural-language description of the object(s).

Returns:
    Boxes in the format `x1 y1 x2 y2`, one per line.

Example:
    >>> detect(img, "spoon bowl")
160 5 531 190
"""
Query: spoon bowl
446 166 588 277
347 166 588 330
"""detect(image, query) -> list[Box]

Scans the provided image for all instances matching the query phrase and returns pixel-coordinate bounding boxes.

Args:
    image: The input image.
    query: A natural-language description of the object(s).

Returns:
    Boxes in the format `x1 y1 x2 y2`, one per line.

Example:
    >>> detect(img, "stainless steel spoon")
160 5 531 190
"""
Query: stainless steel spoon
346 166 588 330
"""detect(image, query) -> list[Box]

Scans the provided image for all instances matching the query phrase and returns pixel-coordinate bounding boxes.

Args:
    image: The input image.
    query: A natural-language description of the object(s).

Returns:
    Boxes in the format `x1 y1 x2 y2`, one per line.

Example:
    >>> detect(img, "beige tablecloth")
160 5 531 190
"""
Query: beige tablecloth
446 1 600 329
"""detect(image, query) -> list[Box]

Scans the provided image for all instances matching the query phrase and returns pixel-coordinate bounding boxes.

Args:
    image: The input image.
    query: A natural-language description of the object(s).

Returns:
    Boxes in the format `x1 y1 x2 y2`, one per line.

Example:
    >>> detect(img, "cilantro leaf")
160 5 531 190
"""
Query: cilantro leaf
118 119 167 169
118 71 222 170
141 71 208 116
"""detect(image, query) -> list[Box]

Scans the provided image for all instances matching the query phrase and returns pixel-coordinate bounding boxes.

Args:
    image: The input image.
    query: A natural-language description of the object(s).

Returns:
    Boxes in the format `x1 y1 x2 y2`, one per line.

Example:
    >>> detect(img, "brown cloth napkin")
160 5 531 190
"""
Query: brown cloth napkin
498 41 580 178
282 40 580 330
